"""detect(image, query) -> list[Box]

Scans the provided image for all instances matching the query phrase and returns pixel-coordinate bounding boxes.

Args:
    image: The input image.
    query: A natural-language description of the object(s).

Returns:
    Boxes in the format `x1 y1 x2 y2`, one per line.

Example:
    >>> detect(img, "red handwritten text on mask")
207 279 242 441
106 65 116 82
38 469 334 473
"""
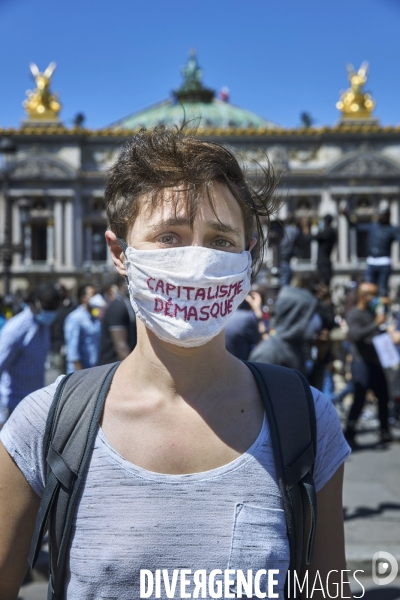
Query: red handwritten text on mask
147 278 244 321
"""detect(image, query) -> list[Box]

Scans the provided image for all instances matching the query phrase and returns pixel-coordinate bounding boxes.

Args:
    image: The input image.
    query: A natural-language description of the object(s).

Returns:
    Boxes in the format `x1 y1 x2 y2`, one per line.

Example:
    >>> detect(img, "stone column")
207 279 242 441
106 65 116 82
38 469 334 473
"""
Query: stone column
64 200 74 268
338 203 349 266
391 197 399 267
349 228 358 264
106 239 113 266
23 224 32 265
54 200 64 268
12 202 21 267
319 189 336 216
278 202 288 221
47 219 55 267
73 189 83 269
85 225 92 262
310 222 318 264
0 191 4 247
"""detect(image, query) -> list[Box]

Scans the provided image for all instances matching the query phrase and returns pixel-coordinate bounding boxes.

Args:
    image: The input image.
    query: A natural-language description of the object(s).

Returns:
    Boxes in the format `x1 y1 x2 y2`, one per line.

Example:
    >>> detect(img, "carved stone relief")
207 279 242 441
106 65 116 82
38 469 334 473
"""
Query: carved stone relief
82 147 119 171
330 153 400 176
223 144 269 163
267 145 289 171
21 143 63 156
288 146 320 162
223 143 289 171
11 158 75 180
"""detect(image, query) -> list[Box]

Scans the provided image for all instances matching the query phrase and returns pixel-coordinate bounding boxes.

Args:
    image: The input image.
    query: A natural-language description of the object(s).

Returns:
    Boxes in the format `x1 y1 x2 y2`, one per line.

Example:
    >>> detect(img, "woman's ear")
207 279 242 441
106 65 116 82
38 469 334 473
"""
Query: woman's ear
249 237 257 253
105 230 127 276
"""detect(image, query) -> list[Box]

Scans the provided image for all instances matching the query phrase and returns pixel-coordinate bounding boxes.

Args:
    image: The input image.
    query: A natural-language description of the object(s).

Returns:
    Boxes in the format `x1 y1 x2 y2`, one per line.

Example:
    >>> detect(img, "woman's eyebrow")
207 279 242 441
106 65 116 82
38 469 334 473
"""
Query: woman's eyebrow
148 218 242 237
148 217 191 233
205 221 242 237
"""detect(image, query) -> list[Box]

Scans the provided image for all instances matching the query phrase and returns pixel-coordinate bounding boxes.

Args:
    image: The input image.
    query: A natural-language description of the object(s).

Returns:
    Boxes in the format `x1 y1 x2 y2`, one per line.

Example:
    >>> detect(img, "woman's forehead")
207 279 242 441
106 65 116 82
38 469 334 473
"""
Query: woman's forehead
135 182 245 227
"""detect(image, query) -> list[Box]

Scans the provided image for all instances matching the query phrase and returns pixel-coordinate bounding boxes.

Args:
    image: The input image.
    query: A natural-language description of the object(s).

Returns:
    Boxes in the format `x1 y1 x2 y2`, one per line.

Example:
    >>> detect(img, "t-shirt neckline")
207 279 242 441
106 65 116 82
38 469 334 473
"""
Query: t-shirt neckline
97 413 269 483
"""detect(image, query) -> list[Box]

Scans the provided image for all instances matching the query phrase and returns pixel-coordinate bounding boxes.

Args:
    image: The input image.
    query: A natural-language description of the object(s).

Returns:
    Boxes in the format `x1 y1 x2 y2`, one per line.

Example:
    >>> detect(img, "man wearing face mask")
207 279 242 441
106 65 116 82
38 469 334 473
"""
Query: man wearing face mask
64 284 103 373
0 129 352 599
0 283 60 428
345 282 391 446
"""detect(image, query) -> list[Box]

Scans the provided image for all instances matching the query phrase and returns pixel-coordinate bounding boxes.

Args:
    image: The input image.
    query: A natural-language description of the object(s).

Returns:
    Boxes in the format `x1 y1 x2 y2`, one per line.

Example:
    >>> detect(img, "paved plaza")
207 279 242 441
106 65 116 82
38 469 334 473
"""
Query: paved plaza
344 431 400 574
344 425 400 599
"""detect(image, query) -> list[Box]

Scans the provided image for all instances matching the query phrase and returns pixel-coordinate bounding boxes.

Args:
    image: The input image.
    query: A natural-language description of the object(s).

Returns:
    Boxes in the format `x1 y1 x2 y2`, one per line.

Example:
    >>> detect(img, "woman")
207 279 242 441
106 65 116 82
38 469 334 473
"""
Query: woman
0 127 350 599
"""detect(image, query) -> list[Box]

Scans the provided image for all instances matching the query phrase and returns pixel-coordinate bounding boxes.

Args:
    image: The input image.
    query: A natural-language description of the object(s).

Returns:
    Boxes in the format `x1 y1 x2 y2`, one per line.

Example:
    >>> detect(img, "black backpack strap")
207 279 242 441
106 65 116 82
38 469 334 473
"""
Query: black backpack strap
29 362 120 600
244 362 317 597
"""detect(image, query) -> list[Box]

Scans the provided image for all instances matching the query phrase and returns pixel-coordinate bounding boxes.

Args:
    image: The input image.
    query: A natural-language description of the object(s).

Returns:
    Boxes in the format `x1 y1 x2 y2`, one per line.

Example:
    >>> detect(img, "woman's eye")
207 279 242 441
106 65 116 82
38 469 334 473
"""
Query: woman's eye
212 238 232 248
159 234 179 245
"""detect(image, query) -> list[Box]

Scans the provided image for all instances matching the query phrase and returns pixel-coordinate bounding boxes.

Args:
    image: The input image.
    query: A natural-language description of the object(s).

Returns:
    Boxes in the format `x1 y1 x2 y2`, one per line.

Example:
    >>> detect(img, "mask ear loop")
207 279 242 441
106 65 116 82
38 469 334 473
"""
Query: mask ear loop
116 238 130 286
117 238 128 253
250 235 258 261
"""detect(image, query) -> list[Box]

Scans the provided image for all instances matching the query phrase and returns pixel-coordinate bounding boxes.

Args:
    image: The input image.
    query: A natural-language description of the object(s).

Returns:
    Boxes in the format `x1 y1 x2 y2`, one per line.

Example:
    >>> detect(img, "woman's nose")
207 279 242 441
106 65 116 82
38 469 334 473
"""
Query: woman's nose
188 232 206 247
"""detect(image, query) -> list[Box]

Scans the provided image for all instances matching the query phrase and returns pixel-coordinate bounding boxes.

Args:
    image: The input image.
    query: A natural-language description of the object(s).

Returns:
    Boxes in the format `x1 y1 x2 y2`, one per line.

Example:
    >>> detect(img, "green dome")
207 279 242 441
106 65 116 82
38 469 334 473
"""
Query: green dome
111 51 276 131
112 98 275 130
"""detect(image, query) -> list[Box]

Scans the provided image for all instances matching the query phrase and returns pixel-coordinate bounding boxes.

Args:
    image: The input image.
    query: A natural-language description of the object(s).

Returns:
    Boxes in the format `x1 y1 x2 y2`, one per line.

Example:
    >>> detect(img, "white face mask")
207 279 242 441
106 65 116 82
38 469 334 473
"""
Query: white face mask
120 241 252 347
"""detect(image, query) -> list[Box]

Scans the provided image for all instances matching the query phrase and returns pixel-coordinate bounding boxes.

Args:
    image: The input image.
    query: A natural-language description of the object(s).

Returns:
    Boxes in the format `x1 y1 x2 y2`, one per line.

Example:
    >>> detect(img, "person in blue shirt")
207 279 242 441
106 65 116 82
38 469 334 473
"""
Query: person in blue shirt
64 284 102 373
341 200 400 297
0 283 60 427
0 298 7 334
225 291 266 360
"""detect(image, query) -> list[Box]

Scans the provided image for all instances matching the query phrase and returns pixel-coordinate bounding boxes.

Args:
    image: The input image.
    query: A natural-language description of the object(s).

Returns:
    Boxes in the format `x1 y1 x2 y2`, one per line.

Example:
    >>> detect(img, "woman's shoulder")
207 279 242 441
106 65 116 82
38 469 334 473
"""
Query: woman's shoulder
0 376 66 497
310 386 351 492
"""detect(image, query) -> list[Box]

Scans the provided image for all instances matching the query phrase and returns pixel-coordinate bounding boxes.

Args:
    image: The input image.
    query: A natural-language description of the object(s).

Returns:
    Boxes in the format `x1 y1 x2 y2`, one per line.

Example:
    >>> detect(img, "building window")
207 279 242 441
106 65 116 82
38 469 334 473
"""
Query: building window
354 196 374 260
297 197 312 212
356 228 369 259
287 197 320 262
296 217 313 260
84 224 108 262
91 225 107 261
92 199 105 212
31 222 47 261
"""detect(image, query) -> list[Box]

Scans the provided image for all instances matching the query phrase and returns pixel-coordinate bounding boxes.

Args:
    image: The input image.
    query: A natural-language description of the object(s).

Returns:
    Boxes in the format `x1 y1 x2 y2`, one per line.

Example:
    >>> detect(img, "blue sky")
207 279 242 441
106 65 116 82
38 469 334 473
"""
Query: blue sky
0 0 399 129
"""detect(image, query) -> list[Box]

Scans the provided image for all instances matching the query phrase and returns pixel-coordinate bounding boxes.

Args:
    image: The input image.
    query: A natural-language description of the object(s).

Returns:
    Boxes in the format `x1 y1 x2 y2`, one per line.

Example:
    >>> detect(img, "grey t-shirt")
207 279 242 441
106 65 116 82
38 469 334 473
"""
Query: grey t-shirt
0 378 350 599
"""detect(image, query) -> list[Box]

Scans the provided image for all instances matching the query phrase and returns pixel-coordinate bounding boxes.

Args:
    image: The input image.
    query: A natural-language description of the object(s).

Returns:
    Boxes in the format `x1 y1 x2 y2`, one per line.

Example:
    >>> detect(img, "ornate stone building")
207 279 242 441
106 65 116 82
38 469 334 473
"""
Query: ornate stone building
1 54 400 295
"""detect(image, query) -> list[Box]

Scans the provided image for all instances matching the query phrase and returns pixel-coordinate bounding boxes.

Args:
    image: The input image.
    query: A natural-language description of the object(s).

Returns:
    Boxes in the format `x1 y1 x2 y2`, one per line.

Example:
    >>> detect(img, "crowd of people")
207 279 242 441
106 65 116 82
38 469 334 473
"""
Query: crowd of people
230 276 400 447
1 264 400 448
270 212 337 287
0 276 137 428
1 198 400 445
231 196 400 448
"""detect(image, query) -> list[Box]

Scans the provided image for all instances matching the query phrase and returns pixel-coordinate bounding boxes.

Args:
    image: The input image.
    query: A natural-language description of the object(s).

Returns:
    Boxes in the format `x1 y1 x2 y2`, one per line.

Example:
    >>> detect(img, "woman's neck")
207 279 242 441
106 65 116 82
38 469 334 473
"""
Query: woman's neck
121 320 236 404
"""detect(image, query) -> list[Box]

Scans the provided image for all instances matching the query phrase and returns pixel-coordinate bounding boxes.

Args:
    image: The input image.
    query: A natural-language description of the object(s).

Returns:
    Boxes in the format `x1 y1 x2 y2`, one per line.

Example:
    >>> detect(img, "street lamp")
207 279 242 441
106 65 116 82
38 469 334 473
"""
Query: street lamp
0 137 17 296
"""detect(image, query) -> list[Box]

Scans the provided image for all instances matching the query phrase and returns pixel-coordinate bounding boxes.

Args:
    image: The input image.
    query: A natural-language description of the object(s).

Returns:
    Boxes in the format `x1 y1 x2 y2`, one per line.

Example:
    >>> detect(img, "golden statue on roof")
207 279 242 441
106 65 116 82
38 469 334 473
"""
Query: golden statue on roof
336 62 375 121
23 62 61 121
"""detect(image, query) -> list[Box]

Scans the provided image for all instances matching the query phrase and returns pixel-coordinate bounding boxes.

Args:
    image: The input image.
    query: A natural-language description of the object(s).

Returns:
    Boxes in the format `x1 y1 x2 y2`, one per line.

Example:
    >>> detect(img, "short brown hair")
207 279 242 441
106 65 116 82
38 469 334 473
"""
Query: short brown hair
105 126 279 272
